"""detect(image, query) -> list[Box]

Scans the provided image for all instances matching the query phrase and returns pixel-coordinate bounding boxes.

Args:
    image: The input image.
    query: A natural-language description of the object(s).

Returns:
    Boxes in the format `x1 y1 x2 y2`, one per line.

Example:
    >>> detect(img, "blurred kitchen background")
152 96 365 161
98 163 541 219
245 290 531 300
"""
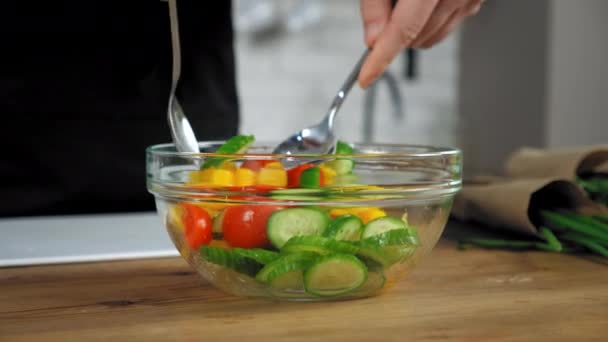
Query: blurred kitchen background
234 0 460 149
233 0 607 176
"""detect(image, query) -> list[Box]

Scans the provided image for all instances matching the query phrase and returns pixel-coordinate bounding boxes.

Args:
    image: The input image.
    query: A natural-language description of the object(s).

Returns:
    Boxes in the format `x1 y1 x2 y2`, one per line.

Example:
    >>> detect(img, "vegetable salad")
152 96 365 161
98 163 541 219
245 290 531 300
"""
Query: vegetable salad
167 135 421 298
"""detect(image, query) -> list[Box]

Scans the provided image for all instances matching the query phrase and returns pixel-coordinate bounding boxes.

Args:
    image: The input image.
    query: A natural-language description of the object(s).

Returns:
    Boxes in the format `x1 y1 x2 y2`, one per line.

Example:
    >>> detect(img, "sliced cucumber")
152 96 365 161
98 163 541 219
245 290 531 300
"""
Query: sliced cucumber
281 235 359 255
335 140 354 154
323 215 363 241
304 253 368 297
364 227 420 246
267 208 330 248
232 248 280 265
200 245 262 276
202 135 255 168
325 141 355 175
328 174 359 186
357 229 420 267
255 252 318 289
269 270 306 290
358 270 386 294
324 159 354 176
362 216 408 239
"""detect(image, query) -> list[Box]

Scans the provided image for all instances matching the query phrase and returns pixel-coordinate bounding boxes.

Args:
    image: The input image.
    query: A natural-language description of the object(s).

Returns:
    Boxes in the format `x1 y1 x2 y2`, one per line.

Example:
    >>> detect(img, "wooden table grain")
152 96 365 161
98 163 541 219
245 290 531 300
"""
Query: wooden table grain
1 239 606 341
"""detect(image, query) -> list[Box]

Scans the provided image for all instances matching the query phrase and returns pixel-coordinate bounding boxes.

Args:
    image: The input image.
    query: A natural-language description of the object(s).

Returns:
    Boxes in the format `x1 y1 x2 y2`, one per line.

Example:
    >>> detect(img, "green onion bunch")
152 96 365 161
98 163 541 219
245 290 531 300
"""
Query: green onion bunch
459 212 608 258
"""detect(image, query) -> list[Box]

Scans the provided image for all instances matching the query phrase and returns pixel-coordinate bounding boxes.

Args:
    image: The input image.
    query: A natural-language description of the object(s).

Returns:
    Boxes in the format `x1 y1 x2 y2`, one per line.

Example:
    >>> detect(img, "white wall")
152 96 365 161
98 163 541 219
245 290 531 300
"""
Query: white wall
547 0 608 147
458 0 550 175
458 0 608 176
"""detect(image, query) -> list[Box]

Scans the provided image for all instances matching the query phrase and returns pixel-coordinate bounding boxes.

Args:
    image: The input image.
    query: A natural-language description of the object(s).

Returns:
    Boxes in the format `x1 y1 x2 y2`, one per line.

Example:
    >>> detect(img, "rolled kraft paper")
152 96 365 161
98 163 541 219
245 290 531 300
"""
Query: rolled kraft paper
597 161 608 173
505 145 608 179
452 179 595 236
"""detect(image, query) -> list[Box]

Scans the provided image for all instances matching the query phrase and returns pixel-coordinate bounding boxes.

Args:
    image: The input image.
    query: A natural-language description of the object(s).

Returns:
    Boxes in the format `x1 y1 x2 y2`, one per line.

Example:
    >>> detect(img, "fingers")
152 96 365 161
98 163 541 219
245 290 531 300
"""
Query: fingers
410 0 468 48
464 0 484 16
360 0 393 47
358 0 440 88
418 0 483 48
418 11 463 48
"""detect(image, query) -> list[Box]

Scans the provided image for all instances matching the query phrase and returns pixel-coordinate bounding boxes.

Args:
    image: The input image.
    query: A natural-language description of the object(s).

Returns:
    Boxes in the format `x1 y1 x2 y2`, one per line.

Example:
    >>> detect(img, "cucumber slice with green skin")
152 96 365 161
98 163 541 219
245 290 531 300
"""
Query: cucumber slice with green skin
325 141 355 175
335 140 354 154
357 229 420 267
232 248 280 265
362 216 408 239
304 253 368 297
358 271 386 294
255 252 318 286
281 235 359 255
324 159 354 176
202 135 255 169
267 208 330 248
363 227 420 246
323 215 363 241
328 174 358 186
269 270 306 290
357 244 415 268
200 246 262 276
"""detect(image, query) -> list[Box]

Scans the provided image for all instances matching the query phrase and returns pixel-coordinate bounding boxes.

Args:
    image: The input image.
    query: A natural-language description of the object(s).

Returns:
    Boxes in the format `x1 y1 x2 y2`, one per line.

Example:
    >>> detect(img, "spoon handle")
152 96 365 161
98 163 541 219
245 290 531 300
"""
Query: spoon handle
168 0 181 85
325 48 371 129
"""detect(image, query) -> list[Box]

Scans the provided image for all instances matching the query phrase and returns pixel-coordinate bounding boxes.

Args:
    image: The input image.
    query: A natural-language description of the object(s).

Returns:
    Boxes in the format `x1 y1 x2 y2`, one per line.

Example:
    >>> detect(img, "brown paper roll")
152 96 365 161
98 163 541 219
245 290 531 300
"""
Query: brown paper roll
505 145 608 179
453 145 608 234
452 178 596 236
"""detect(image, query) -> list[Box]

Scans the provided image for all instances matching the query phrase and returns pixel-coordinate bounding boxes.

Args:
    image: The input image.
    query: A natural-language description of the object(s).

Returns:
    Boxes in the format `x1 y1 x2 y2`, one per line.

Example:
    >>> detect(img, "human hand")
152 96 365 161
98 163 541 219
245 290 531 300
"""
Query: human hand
358 0 483 88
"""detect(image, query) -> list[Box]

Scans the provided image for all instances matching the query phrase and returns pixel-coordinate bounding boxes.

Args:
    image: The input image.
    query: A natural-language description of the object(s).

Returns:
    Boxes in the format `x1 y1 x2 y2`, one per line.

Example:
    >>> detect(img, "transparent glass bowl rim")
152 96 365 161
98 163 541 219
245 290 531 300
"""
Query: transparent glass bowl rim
146 141 463 204
146 141 463 159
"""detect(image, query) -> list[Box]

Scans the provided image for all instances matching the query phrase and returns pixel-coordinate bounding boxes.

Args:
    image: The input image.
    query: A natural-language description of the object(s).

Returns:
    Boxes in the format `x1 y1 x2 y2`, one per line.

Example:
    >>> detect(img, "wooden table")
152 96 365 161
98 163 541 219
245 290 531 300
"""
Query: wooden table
1 239 606 341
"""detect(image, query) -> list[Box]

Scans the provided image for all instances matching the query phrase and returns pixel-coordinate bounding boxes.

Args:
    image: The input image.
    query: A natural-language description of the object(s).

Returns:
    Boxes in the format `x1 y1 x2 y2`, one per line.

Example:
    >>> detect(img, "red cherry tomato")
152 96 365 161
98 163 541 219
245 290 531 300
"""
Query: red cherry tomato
287 163 315 188
221 205 283 248
180 203 213 249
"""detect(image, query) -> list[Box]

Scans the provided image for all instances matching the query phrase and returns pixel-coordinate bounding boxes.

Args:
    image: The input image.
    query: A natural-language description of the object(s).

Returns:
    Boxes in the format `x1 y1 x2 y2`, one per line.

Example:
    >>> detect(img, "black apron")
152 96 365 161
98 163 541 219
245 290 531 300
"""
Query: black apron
0 1 239 217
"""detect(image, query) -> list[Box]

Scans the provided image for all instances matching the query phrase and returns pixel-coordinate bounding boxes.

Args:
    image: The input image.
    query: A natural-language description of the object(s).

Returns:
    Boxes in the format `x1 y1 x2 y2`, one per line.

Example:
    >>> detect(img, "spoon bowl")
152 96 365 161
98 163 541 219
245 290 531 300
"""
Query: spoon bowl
272 49 370 157
272 122 336 156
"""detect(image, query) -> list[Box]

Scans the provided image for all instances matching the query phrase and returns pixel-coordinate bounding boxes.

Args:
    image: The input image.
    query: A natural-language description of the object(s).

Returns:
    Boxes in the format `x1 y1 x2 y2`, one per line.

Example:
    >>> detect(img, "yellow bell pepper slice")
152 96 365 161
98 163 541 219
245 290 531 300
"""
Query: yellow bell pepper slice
235 168 256 187
357 207 387 224
329 208 351 219
328 207 387 224
185 168 237 187
257 167 287 187
207 169 235 187
319 165 337 185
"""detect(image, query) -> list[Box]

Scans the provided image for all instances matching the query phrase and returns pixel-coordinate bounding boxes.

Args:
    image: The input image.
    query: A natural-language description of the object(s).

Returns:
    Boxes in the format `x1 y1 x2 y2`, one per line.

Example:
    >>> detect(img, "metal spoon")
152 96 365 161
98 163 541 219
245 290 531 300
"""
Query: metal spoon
272 49 370 156
167 0 199 154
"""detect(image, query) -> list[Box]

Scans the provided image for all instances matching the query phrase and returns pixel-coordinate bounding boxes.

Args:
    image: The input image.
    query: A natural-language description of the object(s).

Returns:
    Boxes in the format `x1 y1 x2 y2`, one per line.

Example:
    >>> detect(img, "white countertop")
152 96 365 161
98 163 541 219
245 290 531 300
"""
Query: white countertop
0 212 179 267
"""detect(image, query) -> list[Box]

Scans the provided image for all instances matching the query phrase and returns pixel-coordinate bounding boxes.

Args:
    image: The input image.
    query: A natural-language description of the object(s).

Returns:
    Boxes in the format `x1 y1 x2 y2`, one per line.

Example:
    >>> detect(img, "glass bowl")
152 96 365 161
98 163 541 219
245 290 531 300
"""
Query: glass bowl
147 141 462 301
